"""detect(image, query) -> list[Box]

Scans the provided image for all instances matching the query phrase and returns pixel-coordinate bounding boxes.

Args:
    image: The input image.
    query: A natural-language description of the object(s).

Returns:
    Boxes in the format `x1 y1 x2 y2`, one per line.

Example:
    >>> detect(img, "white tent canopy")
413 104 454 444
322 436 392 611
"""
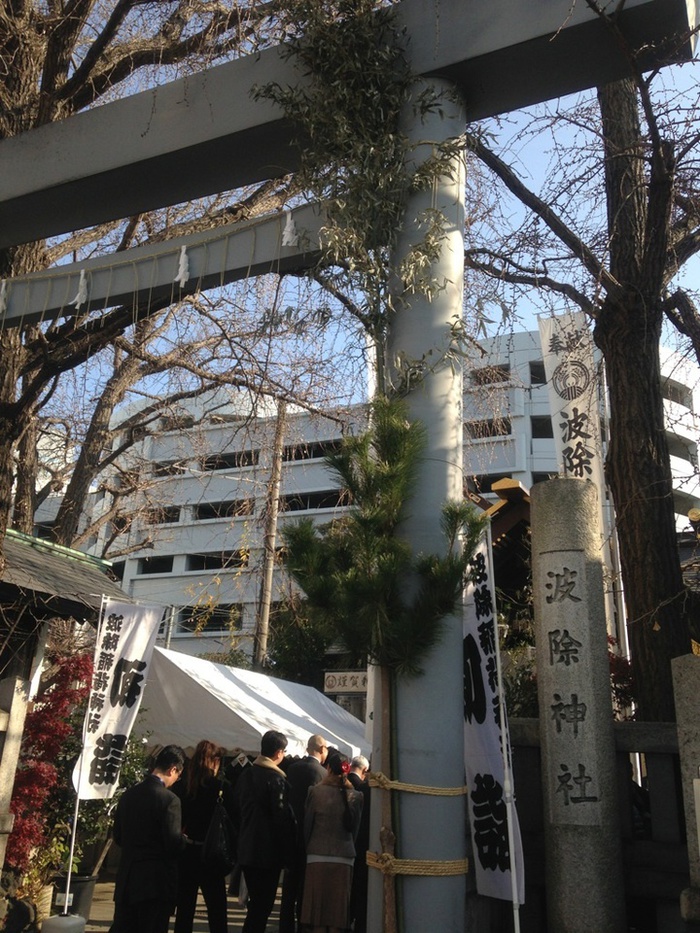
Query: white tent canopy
135 647 370 759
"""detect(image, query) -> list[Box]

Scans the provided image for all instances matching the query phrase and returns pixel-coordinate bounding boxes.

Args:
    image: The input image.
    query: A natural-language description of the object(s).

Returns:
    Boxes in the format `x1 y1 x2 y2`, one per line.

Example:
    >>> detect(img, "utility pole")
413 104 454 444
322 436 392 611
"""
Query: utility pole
254 399 286 669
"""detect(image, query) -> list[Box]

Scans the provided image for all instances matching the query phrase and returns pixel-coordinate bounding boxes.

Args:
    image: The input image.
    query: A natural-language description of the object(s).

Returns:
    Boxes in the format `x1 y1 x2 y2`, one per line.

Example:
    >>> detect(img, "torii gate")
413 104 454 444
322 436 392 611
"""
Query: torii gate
0 2 696 932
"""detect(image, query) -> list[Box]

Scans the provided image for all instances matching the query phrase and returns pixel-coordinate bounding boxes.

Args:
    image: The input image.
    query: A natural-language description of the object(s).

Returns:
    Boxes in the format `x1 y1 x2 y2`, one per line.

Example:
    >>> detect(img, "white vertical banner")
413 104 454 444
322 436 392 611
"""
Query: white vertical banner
538 311 605 488
73 598 162 800
464 534 524 904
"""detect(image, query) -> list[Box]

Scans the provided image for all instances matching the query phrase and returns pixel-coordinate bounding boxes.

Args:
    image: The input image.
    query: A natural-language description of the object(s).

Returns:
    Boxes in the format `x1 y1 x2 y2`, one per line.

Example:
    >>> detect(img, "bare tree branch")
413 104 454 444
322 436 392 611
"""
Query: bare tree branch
466 129 621 301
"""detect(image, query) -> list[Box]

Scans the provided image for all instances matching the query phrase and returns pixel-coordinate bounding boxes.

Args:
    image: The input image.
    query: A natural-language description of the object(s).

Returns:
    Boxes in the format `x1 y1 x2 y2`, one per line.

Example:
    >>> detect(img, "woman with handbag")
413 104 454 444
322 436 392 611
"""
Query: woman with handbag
174 740 236 933
300 751 364 933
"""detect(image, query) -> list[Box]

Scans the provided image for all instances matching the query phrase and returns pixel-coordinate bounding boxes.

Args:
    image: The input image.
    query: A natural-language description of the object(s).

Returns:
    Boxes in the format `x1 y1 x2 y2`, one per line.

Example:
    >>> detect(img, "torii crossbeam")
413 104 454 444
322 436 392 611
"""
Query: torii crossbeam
0 0 694 250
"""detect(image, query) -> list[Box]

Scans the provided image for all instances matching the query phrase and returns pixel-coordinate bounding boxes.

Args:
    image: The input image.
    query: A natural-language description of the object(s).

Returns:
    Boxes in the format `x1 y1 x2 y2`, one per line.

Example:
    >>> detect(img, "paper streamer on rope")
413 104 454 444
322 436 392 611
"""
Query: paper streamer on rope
70 269 88 309
175 245 190 288
464 534 524 904
73 598 162 800
282 210 299 247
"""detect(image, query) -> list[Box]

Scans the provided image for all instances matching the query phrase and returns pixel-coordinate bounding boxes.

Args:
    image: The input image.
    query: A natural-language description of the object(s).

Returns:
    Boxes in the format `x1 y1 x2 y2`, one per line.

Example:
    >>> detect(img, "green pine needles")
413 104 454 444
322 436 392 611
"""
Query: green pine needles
281 397 487 677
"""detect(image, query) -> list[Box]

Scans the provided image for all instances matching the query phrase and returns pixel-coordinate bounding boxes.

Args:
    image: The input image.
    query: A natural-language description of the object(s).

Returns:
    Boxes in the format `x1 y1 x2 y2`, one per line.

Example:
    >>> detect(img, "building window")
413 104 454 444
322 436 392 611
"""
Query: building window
194 499 254 520
160 414 195 431
280 489 347 512
179 603 243 634
186 550 249 572
33 521 55 540
110 561 125 582
282 439 343 462
137 555 174 574
529 361 546 385
152 460 187 477
532 472 555 485
110 513 130 536
199 450 260 471
662 378 693 411
470 364 511 386
465 418 512 439
146 506 181 525
668 436 697 465
530 416 554 439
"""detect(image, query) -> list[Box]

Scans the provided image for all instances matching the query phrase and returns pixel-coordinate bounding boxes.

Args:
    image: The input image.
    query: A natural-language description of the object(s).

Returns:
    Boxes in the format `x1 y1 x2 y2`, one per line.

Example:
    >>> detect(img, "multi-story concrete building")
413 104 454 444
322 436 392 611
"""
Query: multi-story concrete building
82 388 361 659
463 330 700 528
39 330 699 660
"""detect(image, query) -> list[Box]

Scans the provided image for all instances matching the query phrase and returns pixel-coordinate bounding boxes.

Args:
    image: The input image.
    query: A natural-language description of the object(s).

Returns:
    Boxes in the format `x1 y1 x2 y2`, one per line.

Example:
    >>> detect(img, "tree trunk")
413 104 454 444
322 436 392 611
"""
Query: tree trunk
51 356 138 547
595 305 689 720
0 329 25 572
13 405 38 536
254 400 286 669
594 79 689 721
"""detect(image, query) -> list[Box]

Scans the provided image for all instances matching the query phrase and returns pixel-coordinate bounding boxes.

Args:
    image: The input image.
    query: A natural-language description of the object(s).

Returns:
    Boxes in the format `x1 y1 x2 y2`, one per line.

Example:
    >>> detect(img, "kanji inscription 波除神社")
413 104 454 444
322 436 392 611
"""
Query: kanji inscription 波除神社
533 478 625 930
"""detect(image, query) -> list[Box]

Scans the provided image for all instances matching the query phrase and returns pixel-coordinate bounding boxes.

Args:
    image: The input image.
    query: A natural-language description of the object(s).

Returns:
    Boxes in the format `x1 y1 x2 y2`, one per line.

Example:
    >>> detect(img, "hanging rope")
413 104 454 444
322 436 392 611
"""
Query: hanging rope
368 770 468 796
366 851 469 877
366 770 470 880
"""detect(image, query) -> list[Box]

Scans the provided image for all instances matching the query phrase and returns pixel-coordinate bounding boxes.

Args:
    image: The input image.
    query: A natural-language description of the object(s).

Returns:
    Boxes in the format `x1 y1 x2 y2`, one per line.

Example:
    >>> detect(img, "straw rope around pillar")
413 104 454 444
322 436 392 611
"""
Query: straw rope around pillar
366 771 470 879
368 771 468 796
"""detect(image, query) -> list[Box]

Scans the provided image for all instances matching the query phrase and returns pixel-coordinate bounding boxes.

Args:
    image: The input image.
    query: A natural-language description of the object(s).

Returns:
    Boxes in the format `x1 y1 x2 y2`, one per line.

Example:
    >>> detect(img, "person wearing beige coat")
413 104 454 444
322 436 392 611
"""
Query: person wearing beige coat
301 752 363 933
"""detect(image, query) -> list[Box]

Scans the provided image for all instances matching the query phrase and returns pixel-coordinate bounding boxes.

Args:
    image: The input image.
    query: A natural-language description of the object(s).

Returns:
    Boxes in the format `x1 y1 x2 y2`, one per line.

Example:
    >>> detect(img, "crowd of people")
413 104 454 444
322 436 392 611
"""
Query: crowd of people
108 731 371 933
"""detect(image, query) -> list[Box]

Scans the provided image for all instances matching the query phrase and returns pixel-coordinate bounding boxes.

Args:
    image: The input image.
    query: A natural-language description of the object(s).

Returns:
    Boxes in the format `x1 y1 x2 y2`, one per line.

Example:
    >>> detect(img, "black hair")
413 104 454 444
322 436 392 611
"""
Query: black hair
327 751 354 832
154 744 186 773
261 730 288 758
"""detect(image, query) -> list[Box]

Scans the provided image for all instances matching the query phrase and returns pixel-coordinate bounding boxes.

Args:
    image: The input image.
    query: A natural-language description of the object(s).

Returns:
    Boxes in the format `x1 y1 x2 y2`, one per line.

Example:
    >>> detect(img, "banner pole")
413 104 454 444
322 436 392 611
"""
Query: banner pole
64 594 111 914
486 527 521 932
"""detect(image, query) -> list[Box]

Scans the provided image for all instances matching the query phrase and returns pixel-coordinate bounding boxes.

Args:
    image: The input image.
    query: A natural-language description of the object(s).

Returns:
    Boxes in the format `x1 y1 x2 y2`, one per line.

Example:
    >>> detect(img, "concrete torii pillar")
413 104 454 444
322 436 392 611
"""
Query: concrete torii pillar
368 78 469 932
0 4 696 933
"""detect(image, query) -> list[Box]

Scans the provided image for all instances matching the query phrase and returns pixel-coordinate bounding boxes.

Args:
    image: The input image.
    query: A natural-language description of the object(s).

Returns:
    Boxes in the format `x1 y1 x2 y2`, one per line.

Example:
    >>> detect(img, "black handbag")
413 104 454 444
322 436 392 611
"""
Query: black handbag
201 786 237 874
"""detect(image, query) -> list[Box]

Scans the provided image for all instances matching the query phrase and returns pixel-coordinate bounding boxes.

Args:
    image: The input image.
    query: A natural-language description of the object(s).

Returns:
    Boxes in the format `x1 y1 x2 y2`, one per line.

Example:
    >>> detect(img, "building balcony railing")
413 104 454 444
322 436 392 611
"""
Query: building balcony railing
464 434 525 475
663 398 698 444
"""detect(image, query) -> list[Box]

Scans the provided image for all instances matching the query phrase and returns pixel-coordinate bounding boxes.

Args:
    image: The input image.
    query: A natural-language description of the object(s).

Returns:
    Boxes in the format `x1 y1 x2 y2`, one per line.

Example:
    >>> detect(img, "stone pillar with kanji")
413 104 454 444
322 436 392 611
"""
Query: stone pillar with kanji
532 477 625 932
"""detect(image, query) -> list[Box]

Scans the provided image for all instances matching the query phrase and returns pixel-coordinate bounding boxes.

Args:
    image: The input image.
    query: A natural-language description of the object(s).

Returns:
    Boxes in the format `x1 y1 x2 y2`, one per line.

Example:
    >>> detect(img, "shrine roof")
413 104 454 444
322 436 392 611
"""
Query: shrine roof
0 529 127 612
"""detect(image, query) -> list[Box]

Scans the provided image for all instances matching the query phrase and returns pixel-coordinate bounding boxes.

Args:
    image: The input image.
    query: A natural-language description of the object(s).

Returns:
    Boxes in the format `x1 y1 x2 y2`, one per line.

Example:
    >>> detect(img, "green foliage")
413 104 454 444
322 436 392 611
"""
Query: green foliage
281 397 488 676
259 0 411 255
255 0 459 390
501 649 539 719
4 646 153 901
199 646 252 669
4 651 93 880
497 589 539 717
266 595 336 689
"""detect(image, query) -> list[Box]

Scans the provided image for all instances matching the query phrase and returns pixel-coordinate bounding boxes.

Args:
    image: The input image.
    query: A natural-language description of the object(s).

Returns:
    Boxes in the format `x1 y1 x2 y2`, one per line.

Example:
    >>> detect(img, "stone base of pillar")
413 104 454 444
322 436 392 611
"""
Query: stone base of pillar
680 887 700 924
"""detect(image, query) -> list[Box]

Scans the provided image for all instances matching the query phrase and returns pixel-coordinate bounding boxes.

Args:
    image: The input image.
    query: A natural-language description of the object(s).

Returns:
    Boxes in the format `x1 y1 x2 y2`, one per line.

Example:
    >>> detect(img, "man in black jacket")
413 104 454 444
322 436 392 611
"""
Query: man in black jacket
110 744 186 933
278 734 328 933
348 756 371 933
232 730 296 933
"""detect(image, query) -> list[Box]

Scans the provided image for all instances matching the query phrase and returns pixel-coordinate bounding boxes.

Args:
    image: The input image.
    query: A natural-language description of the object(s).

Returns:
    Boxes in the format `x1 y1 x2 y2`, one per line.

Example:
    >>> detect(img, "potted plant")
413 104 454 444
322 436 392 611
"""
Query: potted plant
19 822 81 922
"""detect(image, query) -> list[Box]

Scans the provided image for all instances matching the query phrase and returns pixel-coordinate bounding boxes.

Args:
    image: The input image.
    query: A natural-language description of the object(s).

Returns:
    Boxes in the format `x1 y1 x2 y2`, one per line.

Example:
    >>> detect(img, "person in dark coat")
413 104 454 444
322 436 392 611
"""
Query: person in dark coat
232 730 296 933
174 740 235 933
279 734 328 933
109 744 186 933
347 756 370 933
